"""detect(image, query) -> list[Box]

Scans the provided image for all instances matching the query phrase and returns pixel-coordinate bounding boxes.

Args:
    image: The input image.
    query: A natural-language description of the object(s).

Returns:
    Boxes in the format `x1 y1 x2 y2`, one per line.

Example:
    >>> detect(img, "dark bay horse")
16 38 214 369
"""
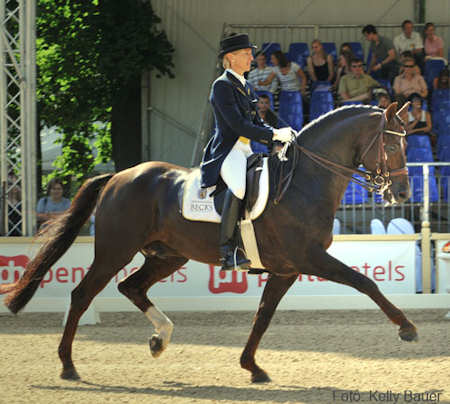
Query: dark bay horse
1 102 418 383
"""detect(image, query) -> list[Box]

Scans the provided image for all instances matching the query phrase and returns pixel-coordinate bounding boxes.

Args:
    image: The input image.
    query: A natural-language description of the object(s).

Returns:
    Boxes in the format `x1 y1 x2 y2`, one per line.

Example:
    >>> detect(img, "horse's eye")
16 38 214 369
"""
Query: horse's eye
385 144 399 153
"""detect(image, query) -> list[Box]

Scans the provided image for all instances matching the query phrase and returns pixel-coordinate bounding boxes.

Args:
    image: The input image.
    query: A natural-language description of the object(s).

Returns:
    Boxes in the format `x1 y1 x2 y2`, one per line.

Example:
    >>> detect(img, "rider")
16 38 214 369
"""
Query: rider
200 33 293 271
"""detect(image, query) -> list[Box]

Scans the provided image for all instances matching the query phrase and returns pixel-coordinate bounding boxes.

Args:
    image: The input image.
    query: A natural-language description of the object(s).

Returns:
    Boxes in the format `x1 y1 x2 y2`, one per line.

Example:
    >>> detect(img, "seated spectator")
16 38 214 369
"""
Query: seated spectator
393 20 425 71
256 94 278 127
251 94 279 154
423 22 444 59
306 39 334 86
362 24 398 83
433 67 449 90
36 177 71 231
338 57 380 103
406 93 433 142
247 51 278 93
334 49 353 90
339 42 352 55
377 93 391 109
393 57 428 104
258 50 307 96
398 51 422 75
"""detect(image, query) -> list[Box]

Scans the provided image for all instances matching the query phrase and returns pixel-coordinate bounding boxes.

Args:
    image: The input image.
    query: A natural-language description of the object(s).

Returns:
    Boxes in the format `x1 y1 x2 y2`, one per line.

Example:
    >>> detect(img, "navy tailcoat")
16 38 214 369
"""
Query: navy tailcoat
200 71 274 189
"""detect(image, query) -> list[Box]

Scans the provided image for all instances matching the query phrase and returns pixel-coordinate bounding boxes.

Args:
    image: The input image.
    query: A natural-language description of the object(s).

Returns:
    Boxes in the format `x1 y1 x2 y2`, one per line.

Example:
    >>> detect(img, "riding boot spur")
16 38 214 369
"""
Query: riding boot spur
219 189 251 270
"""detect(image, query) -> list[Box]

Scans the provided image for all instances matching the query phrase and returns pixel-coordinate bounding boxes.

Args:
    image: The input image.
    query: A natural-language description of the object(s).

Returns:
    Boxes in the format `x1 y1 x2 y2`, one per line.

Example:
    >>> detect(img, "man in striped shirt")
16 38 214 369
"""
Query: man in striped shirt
247 52 278 93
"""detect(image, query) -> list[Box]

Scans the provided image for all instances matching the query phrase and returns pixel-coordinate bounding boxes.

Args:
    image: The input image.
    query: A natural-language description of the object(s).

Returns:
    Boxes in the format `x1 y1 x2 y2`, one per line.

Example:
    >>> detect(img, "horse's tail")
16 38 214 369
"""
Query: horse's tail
0 173 114 314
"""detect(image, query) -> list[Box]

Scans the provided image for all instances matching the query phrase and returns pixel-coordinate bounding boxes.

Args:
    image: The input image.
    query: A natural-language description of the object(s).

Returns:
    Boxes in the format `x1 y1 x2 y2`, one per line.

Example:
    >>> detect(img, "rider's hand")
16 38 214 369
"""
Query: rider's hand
273 127 294 143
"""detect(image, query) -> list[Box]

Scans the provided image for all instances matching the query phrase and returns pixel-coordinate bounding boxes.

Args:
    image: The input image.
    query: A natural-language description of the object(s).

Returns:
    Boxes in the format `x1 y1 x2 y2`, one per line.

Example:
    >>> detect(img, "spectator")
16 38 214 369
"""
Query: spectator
247 52 278 93
258 50 307 96
434 67 449 90
406 93 433 145
256 94 278 128
36 178 71 231
399 50 421 75
338 57 380 103
306 39 334 86
7 173 22 236
377 93 391 109
251 94 278 154
334 49 353 90
423 22 444 59
339 42 352 54
393 20 424 70
362 24 398 83
393 57 428 105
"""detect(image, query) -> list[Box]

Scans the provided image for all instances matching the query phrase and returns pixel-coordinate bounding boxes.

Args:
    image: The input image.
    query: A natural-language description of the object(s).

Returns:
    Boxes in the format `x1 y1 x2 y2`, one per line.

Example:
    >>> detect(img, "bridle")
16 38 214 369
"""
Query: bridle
274 113 408 204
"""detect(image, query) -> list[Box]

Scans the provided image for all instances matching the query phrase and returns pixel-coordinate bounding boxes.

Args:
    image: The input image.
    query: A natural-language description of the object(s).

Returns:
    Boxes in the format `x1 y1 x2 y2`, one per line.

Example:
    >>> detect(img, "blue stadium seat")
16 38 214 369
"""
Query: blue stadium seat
255 90 274 109
432 91 450 142
278 90 303 131
262 42 281 66
424 59 446 89
342 175 369 204
440 164 450 200
322 42 337 64
348 42 364 60
288 42 309 69
310 86 334 121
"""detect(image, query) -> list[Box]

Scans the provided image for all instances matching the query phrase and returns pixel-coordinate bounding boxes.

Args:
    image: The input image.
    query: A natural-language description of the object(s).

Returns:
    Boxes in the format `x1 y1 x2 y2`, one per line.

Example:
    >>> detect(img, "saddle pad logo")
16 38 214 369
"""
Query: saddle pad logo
198 189 207 199
0 255 29 283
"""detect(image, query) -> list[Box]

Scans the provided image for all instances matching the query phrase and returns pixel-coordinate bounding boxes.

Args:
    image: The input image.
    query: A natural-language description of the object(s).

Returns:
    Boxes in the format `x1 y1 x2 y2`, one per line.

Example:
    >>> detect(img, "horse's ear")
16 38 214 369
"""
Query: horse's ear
384 102 398 122
397 101 410 123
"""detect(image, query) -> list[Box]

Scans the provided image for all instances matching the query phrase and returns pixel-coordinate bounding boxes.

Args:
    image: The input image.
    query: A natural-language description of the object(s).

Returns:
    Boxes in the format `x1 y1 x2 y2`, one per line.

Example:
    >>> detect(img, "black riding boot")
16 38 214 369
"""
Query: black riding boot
219 190 251 270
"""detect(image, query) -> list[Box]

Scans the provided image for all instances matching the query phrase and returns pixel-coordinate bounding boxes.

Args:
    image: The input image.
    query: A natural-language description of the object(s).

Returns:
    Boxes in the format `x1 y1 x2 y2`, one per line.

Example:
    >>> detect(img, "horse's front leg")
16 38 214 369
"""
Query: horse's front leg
240 273 297 383
308 246 418 342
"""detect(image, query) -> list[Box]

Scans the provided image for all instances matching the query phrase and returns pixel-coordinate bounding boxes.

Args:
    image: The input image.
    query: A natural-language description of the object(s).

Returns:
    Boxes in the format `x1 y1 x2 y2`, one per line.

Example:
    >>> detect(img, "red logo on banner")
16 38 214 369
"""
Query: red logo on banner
0 255 29 284
208 265 248 294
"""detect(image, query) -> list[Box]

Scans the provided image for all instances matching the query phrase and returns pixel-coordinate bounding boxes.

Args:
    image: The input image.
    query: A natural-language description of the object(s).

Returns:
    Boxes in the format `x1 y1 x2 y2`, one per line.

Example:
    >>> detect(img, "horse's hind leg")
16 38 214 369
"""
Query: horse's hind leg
240 273 297 383
118 255 188 358
309 247 418 342
59 255 134 380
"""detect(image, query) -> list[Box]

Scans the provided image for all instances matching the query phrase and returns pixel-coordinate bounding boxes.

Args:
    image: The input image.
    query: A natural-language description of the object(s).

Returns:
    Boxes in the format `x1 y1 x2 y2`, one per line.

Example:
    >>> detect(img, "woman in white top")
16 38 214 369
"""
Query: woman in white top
258 50 307 95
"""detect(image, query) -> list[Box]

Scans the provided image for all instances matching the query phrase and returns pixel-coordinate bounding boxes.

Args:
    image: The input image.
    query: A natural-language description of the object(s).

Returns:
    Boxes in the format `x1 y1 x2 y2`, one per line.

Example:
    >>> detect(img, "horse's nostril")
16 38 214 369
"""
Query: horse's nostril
398 191 408 200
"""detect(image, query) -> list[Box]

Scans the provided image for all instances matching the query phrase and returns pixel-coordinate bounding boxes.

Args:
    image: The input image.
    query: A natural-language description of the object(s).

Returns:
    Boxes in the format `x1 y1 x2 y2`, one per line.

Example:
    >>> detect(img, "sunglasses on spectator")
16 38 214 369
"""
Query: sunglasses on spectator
351 64 363 68
403 64 415 67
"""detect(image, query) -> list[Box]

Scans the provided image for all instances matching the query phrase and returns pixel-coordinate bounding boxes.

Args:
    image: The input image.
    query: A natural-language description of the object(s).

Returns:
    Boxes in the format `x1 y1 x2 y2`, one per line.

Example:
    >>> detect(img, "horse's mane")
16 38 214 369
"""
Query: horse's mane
296 104 383 140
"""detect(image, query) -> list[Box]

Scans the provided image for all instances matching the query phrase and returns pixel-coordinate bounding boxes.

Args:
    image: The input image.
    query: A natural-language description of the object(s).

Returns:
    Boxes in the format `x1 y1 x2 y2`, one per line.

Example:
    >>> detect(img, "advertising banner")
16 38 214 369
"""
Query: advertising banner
0 240 416 302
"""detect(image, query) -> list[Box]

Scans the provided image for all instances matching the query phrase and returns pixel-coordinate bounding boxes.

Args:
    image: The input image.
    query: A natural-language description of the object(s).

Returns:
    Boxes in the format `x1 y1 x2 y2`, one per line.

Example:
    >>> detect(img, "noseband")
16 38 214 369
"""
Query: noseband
274 114 407 204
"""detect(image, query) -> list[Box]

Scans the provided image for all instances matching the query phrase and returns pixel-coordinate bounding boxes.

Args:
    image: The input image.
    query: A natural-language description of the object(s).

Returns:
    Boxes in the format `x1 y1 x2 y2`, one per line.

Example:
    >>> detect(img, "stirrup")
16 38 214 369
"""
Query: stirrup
221 247 251 271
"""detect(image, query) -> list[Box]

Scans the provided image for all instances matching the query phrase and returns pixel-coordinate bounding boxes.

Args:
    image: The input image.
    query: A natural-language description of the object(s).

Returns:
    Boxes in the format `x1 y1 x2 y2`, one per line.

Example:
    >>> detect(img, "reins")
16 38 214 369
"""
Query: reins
272 111 407 204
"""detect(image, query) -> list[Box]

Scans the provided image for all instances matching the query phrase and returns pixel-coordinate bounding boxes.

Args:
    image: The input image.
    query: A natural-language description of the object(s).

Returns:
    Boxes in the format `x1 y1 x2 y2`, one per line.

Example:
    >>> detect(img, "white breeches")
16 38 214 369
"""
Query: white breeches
220 140 253 200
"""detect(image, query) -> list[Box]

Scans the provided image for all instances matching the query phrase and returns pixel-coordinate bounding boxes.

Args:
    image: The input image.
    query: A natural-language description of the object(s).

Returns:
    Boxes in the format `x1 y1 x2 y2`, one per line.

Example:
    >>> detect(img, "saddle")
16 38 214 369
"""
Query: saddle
181 154 269 224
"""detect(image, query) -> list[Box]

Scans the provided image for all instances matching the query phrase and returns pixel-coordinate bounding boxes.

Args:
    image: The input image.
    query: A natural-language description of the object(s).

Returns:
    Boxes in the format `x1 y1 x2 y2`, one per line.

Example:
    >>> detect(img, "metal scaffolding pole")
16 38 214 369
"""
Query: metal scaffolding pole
0 0 36 236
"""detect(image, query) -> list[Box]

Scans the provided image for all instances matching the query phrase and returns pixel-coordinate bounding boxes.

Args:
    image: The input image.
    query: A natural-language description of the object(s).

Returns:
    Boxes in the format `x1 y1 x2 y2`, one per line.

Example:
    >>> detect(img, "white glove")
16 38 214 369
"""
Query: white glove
273 127 293 143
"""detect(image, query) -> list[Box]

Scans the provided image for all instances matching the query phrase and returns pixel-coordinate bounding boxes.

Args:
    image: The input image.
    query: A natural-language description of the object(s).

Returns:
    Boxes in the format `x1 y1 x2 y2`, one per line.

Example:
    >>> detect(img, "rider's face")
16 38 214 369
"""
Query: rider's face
229 48 253 75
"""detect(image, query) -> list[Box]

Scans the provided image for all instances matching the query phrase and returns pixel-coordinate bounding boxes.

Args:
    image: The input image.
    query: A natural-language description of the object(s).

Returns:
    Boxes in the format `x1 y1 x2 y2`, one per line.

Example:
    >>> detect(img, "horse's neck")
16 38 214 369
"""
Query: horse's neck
290 119 365 208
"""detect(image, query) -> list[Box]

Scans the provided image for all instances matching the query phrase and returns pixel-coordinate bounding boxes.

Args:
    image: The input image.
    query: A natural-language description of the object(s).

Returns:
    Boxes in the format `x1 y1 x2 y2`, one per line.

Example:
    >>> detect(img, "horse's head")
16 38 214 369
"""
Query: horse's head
360 102 410 205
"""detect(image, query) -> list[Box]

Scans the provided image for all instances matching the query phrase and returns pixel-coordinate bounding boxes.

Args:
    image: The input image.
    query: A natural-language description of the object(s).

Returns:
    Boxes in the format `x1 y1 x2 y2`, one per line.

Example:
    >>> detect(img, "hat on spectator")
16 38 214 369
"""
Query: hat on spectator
219 33 256 58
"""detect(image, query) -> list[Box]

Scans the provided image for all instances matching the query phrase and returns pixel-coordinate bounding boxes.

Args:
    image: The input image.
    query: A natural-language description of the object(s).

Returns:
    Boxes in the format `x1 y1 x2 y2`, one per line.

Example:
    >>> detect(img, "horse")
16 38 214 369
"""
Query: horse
0 102 417 384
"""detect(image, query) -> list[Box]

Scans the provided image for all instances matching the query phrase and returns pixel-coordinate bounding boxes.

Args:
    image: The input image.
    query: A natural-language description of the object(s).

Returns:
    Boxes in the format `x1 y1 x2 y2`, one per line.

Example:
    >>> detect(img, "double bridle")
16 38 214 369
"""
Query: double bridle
274 114 408 204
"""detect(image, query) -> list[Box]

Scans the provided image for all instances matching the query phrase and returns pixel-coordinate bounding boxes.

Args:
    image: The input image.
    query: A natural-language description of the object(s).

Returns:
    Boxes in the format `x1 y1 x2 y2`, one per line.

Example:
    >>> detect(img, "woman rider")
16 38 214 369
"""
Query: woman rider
200 33 293 271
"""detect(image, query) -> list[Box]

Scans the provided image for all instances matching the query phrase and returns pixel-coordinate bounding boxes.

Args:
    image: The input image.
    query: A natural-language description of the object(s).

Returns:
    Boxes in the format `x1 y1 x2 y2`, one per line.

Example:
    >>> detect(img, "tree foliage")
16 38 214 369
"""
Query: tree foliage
37 0 174 189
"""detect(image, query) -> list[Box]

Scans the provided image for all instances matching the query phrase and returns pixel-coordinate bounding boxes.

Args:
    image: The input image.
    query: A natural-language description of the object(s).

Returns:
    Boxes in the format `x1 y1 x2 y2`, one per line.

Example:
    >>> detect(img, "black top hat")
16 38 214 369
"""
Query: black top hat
219 33 256 58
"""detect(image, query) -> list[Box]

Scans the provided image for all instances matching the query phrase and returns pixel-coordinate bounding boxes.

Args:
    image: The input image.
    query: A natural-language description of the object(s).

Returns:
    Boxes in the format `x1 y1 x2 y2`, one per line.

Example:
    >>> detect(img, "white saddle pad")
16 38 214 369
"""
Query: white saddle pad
182 157 270 223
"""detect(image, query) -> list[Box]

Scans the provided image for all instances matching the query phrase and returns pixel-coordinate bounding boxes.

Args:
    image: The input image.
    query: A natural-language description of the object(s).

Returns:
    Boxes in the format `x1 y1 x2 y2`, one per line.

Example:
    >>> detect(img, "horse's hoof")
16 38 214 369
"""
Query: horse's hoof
399 325 419 342
60 367 80 380
251 369 271 383
149 334 164 358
